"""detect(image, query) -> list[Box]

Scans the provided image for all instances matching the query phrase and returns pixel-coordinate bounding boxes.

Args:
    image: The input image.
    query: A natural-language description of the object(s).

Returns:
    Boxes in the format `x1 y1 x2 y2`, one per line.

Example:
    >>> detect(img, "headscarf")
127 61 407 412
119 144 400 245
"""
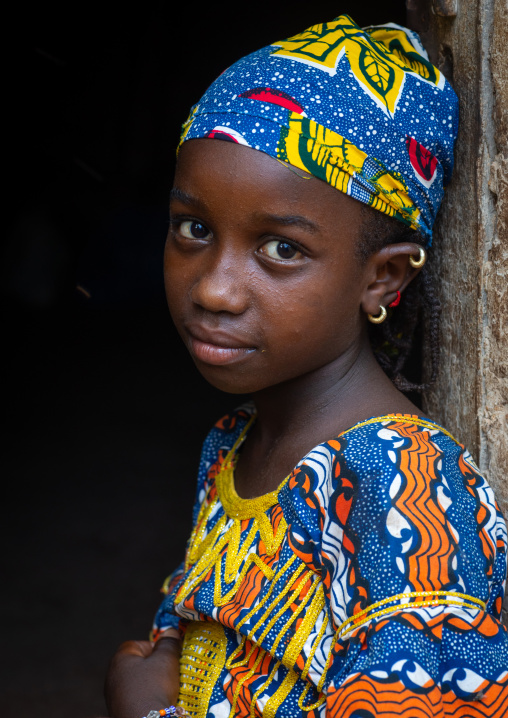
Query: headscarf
179 15 459 244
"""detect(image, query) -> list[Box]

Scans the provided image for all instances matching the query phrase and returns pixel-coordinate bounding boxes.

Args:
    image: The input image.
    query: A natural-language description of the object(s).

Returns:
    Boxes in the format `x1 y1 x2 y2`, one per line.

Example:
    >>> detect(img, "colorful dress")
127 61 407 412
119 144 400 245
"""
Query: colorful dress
153 405 508 718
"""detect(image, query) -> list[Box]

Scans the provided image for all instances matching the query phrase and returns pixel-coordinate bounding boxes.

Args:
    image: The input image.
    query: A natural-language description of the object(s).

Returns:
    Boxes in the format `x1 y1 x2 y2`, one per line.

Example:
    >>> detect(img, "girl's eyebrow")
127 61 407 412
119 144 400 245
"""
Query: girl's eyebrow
256 213 320 234
170 187 205 208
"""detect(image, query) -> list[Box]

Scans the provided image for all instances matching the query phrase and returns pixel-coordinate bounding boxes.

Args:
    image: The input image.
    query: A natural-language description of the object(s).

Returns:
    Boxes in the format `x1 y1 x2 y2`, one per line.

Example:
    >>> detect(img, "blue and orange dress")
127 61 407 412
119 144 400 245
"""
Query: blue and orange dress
153 405 508 718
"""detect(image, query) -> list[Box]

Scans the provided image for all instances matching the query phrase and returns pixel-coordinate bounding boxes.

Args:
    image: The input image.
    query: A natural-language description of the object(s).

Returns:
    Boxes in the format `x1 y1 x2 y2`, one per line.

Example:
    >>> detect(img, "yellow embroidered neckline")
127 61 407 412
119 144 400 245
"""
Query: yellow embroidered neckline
214 412 460 521
215 416 290 520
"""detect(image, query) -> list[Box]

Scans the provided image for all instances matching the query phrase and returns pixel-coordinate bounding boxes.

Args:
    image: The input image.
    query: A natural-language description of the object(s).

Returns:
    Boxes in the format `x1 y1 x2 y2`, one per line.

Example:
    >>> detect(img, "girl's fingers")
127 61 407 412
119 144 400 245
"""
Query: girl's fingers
151 635 182 660
114 640 154 658
111 630 181 663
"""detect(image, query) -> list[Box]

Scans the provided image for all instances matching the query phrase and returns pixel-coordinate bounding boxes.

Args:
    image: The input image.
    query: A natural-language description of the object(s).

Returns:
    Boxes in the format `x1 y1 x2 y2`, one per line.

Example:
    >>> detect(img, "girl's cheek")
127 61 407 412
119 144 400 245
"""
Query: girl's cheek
165 276 188 314
164 272 188 322
164 247 191 291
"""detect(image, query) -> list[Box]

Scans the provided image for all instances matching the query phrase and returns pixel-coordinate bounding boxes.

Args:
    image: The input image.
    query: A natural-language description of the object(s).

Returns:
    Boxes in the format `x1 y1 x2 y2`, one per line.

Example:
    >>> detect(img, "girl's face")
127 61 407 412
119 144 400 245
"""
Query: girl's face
164 139 373 395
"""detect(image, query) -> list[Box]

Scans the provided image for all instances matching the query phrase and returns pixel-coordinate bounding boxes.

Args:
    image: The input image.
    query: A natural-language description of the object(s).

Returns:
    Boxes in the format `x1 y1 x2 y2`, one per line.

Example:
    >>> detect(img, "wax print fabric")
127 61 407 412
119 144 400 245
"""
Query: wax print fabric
153 405 508 718
179 15 459 244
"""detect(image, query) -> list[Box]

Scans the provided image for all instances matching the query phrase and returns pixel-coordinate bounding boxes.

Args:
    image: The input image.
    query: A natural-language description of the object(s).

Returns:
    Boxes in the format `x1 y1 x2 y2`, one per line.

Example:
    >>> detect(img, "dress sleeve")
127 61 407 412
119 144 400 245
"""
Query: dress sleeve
293 419 508 717
151 562 187 638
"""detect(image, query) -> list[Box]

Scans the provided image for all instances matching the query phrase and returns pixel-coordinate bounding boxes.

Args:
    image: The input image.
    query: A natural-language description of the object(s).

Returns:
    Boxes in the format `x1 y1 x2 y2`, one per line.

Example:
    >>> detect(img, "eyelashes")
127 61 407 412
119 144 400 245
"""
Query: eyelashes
178 220 211 240
258 240 302 261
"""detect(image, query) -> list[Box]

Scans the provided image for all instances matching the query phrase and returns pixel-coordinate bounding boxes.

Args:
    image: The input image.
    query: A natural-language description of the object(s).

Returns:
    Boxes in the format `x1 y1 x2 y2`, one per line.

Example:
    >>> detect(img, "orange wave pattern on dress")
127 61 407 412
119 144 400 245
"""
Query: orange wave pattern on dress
329 668 508 717
327 669 508 718
390 420 458 591
327 672 445 718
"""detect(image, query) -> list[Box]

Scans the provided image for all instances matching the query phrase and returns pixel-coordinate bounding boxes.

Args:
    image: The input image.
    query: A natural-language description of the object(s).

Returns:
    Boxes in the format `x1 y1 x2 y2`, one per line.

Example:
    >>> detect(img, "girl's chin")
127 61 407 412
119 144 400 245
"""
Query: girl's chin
191 360 269 396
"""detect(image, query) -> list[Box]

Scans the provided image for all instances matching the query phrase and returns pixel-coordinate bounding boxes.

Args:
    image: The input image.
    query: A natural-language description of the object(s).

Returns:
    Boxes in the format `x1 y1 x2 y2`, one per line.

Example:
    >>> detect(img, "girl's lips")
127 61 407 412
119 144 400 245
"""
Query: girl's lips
189 335 256 366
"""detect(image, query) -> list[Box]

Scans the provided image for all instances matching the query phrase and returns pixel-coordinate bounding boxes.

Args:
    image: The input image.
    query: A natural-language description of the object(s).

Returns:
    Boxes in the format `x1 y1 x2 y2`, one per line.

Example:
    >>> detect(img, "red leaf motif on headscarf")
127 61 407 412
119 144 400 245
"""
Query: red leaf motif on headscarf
406 136 438 188
206 127 250 146
239 87 306 116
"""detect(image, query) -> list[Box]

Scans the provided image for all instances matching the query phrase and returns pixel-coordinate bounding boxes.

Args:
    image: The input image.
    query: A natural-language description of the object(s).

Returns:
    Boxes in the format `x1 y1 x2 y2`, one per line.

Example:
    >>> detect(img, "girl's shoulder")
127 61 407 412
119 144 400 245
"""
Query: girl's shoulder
294 412 473 483
282 414 505 609
280 413 495 529
332 412 470 472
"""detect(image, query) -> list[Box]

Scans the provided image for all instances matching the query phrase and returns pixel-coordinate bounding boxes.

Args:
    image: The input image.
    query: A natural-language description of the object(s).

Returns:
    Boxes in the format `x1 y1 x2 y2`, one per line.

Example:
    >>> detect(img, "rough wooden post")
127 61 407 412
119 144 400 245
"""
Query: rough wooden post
406 0 508 620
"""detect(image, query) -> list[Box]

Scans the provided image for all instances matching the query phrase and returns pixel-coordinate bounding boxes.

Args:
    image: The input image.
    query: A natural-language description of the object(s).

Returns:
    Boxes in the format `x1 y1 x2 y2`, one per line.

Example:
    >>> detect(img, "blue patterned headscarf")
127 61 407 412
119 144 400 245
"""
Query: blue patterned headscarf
179 15 459 244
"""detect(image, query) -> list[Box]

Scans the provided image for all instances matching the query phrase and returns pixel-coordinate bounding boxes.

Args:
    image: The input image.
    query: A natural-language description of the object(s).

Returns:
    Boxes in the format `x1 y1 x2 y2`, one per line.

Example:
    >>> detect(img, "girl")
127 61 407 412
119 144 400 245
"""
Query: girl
105 15 508 718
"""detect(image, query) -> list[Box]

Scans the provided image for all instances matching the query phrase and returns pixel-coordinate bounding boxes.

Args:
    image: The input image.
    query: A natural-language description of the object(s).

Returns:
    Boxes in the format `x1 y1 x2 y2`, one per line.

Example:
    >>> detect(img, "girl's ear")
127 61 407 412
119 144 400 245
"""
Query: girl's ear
360 243 426 316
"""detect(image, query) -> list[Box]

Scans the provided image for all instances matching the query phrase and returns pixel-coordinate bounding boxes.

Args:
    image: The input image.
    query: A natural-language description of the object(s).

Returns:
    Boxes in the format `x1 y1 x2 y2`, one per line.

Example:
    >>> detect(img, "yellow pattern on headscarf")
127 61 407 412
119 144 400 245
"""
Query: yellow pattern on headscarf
271 15 443 118
277 113 420 227
178 104 199 152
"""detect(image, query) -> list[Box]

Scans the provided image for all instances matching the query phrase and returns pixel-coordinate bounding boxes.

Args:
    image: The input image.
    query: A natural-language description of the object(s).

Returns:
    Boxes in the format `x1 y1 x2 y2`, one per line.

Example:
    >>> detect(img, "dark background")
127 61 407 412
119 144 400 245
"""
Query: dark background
2 2 408 716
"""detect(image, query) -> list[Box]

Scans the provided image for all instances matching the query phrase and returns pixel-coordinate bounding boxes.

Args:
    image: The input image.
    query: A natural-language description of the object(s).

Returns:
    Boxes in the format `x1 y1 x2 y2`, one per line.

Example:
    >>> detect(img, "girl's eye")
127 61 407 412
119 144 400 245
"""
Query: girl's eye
179 220 211 240
260 240 302 261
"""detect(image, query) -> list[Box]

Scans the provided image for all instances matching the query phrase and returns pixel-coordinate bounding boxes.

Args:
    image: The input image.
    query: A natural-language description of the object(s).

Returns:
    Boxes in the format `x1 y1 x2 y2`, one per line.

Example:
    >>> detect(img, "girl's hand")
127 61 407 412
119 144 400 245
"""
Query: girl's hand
105 629 181 718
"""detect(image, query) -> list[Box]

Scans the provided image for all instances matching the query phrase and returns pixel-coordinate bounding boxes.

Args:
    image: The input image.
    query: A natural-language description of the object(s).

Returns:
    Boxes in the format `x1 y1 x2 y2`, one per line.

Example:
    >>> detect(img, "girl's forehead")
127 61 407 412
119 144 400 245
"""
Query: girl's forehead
175 138 363 225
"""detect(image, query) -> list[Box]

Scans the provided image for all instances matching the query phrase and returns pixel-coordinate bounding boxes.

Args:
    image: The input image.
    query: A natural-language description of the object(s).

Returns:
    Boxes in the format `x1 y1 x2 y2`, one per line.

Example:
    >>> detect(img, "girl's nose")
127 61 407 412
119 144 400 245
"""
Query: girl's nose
190 253 250 315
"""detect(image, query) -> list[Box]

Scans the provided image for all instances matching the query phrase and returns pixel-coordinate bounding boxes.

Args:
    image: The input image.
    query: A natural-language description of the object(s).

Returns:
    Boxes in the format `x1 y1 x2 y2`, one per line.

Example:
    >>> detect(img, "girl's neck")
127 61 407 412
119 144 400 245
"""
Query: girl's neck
251 334 414 443
234 334 420 499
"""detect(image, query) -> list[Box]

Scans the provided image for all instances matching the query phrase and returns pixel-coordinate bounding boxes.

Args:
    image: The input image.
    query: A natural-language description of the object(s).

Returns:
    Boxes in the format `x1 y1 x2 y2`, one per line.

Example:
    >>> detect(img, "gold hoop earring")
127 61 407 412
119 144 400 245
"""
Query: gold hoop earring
409 246 427 268
367 305 387 324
